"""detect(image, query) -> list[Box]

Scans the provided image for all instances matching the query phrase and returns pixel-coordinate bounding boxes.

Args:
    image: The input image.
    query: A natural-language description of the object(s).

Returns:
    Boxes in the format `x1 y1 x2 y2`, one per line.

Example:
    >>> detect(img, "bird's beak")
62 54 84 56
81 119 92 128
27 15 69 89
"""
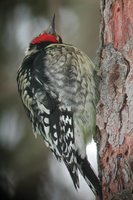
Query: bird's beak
46 14 56 35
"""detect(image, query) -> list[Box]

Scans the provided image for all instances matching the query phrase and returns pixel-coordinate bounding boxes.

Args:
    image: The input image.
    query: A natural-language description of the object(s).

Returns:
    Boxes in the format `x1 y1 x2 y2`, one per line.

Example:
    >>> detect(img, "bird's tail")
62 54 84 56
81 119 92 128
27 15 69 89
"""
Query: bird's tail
77 155 102 199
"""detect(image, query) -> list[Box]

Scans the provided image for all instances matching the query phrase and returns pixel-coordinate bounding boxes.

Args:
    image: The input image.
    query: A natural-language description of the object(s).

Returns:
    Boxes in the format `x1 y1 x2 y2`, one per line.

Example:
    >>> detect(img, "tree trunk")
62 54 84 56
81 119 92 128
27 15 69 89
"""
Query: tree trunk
97 0 133 199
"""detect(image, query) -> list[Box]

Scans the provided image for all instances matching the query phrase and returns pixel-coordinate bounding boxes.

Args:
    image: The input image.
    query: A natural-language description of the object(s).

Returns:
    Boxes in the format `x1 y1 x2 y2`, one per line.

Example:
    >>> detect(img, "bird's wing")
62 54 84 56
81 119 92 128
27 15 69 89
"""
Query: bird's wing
31 47 80 188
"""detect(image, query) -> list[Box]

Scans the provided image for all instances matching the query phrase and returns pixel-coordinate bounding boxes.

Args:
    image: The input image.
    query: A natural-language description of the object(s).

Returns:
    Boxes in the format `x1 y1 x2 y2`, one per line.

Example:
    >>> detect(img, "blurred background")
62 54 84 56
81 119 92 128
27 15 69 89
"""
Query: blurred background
0 0 100 200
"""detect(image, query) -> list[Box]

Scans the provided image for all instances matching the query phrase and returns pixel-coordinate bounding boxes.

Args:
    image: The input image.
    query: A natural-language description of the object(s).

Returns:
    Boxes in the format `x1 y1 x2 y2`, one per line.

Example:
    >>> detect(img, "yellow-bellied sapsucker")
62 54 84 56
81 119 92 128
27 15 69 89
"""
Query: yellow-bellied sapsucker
17 16 102 198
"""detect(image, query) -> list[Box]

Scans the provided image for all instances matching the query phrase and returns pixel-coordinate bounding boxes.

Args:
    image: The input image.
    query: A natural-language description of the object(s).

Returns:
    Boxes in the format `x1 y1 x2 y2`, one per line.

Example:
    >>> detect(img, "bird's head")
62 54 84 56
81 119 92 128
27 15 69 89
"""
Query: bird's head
30 15 62 49
26 15 62 54
32 15 62 45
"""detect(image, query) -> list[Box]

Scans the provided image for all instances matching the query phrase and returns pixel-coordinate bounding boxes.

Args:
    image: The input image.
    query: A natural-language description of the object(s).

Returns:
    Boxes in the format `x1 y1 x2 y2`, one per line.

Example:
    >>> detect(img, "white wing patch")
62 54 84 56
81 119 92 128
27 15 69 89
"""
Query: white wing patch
59 105 79 189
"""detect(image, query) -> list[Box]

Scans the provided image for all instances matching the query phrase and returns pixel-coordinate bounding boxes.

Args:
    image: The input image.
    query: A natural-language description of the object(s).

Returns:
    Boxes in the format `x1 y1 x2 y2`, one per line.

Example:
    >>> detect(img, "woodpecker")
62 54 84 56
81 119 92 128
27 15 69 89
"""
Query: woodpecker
17 16 102 198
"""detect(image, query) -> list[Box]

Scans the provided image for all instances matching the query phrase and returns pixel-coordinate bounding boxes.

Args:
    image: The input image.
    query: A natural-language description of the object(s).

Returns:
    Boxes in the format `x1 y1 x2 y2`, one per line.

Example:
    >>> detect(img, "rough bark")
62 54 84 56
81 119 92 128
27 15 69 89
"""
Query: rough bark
97 0 133 200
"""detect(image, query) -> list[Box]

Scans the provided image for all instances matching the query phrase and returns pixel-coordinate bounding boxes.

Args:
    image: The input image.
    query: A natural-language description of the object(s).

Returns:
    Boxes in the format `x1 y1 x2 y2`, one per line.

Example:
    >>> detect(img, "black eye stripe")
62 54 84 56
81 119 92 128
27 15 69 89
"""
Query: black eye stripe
57 35 63 43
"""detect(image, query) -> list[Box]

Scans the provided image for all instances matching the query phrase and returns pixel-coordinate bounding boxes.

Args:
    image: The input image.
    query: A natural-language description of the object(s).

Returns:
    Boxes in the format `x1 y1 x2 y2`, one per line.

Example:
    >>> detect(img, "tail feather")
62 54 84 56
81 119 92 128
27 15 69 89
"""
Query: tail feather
77 155 102 199
64 159 79 189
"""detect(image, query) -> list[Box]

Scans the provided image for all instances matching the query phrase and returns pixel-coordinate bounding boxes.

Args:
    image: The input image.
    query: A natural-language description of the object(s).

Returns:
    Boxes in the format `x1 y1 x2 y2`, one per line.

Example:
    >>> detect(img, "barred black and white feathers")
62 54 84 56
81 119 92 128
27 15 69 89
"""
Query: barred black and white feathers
17 17 102 199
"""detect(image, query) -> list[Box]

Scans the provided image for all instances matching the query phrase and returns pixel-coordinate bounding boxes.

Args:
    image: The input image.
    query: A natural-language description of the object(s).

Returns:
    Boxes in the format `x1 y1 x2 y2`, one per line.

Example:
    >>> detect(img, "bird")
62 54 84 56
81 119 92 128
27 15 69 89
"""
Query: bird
17 15 102 199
